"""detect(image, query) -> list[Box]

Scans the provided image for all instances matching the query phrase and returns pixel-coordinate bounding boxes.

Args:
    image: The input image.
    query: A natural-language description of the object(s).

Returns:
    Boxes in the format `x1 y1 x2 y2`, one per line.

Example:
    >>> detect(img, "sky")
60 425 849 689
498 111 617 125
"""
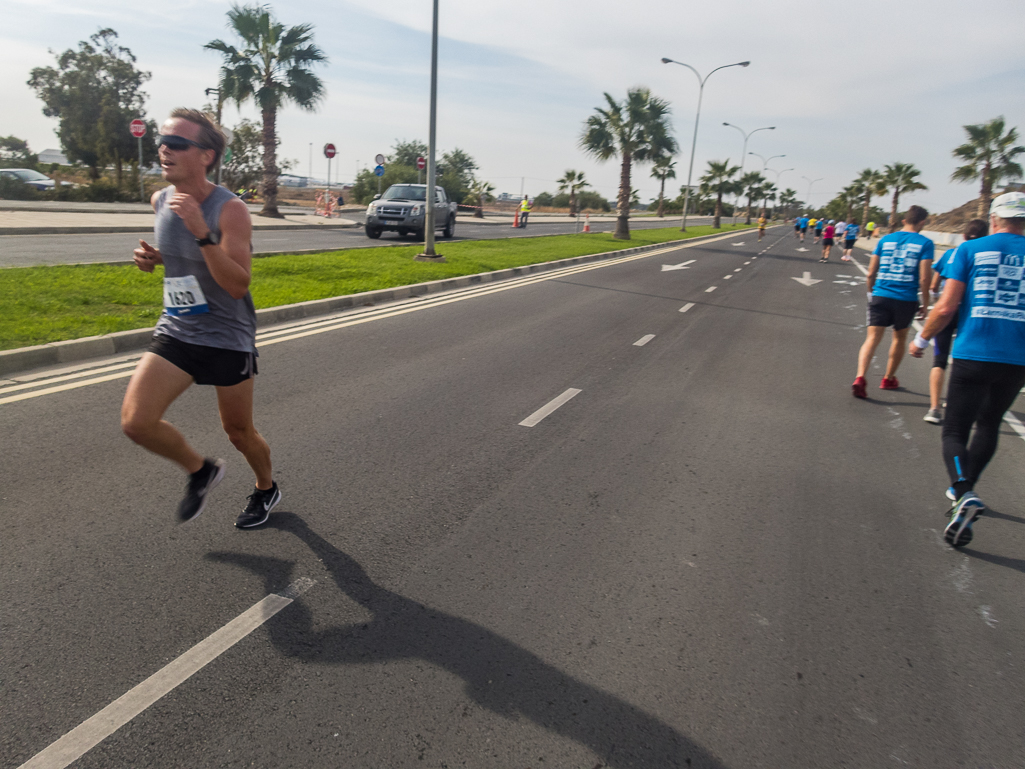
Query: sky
3 0 1025 213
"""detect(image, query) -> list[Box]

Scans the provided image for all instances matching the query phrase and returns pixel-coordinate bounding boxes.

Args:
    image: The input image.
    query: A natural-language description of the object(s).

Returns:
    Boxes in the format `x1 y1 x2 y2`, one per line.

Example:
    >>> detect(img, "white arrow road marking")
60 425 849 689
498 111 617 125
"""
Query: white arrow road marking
796 247 810 252
833 280 862 285
732 242 746 246
661 259 696 271
792 272 822 286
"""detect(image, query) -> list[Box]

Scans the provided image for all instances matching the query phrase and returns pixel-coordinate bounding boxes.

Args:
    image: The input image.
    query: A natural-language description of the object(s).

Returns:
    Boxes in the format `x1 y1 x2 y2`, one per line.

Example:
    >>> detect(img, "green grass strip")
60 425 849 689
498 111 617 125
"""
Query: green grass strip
0 224 754 351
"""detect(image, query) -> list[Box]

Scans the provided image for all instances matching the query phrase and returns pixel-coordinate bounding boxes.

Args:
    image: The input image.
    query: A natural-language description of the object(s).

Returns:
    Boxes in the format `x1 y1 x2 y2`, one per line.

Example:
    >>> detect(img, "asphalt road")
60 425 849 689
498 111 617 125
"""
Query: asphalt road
0 215 714 267
4 227 1025 768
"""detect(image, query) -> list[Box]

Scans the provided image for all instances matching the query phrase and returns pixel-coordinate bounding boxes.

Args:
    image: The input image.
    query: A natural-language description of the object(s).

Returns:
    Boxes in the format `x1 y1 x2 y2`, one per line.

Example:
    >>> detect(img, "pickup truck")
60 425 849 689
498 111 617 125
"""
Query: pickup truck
365 184 458 239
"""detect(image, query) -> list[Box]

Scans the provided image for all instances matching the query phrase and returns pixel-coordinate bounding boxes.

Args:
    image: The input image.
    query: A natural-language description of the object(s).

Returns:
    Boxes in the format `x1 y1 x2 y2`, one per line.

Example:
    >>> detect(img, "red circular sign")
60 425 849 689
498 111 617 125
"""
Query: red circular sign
416 156 426 170
130 119 146 138
323 143 337 159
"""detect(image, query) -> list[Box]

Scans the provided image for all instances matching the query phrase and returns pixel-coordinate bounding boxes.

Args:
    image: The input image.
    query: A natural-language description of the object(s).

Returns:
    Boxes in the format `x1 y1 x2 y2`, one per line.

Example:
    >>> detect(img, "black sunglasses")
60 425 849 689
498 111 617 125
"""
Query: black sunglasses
156 134 210 151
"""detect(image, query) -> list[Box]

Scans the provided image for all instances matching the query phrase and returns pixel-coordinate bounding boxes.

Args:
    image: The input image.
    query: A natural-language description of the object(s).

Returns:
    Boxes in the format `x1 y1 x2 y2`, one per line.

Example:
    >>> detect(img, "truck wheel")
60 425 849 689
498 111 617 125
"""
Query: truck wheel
365 226 382 239
442 217 454 238
397 228 409 238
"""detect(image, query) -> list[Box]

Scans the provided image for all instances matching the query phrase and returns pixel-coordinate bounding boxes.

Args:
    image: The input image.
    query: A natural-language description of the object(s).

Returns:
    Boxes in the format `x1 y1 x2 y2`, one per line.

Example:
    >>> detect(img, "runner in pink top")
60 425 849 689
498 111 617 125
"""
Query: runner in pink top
820 222 836 262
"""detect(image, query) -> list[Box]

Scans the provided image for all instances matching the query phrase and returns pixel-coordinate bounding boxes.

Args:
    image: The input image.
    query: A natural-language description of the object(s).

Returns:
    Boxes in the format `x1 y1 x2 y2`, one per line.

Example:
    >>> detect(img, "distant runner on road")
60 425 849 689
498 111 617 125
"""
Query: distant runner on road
909 193 1025 547
841 220 859 261
121 108 281 529
757 214 767 240
922 218 988 425
813 217 825 243
851 205 933 397
820 221 835 262
799 215 809 241
866 220 877 239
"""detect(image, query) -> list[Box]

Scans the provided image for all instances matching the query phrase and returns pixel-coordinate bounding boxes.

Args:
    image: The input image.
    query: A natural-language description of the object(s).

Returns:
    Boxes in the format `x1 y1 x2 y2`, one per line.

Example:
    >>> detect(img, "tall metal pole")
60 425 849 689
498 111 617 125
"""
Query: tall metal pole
137 136 145 203
801 176 823 214
206 87 223 185
723 123 774 225
662 59 749 231
421 0 441 258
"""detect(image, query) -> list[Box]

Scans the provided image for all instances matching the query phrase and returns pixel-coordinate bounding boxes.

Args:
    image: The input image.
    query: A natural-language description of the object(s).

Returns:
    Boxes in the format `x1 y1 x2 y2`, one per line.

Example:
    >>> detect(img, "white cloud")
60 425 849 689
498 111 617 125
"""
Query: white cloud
2 0 1024 210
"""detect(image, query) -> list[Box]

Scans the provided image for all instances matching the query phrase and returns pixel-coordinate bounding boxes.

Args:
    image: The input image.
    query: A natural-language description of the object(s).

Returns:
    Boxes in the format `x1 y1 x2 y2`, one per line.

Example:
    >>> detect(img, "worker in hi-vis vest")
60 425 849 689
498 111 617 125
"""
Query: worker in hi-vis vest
519 195 531 228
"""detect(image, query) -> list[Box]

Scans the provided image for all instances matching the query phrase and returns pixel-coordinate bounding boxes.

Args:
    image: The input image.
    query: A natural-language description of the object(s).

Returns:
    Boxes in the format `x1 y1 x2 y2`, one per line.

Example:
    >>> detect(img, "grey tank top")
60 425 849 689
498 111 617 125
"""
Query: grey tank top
153 185 257 352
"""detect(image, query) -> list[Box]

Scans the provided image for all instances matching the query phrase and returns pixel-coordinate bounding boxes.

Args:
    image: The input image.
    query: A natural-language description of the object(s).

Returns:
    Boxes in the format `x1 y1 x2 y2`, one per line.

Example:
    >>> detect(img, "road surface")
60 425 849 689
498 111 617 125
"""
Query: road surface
4 227 1024 768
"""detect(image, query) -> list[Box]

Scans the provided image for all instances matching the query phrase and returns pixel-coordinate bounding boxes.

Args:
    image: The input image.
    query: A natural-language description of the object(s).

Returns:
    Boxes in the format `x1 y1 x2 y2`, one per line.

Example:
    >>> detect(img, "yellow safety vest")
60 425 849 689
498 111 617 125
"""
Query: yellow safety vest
520 199 530 212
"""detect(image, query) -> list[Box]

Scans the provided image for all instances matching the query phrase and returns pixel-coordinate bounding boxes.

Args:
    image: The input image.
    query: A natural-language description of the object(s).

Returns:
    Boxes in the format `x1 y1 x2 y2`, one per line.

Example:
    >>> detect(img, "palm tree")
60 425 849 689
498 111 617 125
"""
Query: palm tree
650 157 676 217
556 170 590 215
778 188 798 219
580 88 677 239
841 183 862 222
951 117 1025 217
469 178 494 218
760 182 777 218
700 159 741 228
883 162 928 230
856 168 886 229
739 171 765 224
206 4 327 218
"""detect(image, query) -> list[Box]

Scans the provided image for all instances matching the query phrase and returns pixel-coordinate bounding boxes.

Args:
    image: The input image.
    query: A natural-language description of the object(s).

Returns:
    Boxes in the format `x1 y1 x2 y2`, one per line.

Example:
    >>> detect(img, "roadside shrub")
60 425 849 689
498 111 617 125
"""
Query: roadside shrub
0 175 39 200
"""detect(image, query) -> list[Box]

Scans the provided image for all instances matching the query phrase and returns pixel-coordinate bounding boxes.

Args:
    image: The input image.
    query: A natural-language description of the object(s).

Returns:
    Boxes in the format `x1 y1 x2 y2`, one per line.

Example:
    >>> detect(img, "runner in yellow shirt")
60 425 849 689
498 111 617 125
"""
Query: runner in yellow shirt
757 215 767 240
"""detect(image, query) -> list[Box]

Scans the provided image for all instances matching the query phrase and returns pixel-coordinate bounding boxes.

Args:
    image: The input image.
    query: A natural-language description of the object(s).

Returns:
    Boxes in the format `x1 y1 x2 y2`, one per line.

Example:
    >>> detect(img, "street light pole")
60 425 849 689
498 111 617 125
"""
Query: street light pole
750 152 785 173
205 87 223 185
766 167 793 218
417 0 444 261
801 175 823 214
661 58 750 231
723 123 774 225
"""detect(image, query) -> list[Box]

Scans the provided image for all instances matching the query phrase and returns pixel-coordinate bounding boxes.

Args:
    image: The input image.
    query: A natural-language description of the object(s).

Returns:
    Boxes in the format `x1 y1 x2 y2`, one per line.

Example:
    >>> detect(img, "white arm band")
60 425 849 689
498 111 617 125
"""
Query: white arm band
913 332 930 350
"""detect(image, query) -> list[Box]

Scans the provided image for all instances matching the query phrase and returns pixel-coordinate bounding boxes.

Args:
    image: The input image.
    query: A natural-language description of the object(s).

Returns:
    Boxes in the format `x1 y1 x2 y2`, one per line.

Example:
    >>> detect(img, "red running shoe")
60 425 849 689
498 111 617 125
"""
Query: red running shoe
852 376 867 398
880 376 900 390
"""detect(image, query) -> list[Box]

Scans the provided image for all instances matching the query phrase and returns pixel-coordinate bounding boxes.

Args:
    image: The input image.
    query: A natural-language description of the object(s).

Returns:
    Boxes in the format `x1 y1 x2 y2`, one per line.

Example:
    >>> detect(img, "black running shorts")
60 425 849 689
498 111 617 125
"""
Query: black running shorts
149 334 258 387
868 296 918 331
823 237 835 246
844 238 856 249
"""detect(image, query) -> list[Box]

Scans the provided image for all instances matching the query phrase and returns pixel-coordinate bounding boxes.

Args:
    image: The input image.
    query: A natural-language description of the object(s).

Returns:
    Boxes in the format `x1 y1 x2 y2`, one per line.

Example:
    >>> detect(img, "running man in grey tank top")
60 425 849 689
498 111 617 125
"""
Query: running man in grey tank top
120 108 280 528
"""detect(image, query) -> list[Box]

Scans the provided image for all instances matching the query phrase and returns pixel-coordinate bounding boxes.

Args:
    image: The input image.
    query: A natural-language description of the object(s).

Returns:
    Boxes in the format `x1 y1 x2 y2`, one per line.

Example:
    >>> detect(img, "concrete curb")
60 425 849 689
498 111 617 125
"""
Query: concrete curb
1 221 359 236
0 228 752 377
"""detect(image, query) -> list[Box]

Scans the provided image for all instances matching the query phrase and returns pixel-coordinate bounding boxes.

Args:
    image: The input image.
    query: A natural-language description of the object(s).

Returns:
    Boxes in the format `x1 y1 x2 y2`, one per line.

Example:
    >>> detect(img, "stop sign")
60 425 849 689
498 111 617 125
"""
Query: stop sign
324 143 336 159
130 119 146 138
416 156 426 170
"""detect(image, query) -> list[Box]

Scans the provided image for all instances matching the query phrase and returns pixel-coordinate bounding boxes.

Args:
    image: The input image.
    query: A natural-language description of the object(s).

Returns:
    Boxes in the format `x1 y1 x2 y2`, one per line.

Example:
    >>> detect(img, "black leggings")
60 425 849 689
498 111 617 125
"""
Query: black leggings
942 359 1025 489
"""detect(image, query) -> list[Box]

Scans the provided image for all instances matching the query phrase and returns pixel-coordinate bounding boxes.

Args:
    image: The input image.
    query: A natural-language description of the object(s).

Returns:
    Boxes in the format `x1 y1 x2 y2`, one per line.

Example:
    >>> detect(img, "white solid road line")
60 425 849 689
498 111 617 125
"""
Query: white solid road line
4 232 750 407
18 578 315 769
633 334 656 347
519 388 582 427
705 286 717 293
679 303 695 313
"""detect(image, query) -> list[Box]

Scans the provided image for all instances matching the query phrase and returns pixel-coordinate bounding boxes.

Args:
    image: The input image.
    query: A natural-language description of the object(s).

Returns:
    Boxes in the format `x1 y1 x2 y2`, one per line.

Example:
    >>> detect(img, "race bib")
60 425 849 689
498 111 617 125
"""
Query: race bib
163 275 209 316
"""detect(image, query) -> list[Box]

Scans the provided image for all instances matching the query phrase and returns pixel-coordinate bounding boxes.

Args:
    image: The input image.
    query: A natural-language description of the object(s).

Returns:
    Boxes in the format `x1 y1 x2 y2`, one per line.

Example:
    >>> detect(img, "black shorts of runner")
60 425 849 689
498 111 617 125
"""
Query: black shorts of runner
822 237 834 246
931 314 959 370
149 334 258 387
844 238 856 249
794 224 800 230
801 226 808 232
868 296 918 330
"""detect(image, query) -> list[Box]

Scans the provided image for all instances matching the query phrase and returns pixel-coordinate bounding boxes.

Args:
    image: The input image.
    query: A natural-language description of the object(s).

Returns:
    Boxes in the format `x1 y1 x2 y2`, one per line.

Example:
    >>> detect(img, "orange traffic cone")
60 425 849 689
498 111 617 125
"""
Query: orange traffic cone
583 214 591 232
512 210 520 228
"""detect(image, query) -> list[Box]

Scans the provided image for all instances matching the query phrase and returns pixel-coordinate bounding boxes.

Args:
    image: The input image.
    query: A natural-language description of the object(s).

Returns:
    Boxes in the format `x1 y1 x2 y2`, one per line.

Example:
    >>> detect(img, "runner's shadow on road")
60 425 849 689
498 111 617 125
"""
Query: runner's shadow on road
207 512 725 769
962 547 1025 576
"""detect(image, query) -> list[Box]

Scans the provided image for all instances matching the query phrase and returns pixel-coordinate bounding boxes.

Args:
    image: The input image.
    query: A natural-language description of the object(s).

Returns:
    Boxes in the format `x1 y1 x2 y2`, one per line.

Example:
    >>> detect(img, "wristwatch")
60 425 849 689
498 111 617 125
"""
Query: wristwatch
196 231 219 247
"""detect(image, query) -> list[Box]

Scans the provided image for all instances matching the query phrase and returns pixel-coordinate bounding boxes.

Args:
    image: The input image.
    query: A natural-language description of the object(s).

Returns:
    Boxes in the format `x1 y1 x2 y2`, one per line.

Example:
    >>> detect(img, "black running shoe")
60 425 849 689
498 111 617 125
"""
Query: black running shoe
177 458 226 523
235 483 281 528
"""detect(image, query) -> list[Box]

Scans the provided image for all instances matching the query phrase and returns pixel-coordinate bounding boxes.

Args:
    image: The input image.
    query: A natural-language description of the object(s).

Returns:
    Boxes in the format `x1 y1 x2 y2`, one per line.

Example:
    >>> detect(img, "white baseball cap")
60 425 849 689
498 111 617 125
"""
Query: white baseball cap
990 191 1025 218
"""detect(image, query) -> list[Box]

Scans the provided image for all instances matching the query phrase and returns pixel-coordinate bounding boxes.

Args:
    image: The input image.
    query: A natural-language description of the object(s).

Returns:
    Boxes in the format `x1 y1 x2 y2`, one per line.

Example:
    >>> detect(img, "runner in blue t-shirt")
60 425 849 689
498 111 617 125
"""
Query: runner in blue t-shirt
922 219 989 424
909 193 1025 547
841 221 859 261
852 206 933 397
796 215 809 241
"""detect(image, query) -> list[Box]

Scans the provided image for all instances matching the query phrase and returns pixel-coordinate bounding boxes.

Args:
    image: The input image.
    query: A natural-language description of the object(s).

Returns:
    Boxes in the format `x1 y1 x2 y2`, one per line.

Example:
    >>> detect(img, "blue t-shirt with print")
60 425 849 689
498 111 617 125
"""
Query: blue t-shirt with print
799 217 809 229
946 232 1025 366
814 220 824 232
845 223 859 240
872 231 934 302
